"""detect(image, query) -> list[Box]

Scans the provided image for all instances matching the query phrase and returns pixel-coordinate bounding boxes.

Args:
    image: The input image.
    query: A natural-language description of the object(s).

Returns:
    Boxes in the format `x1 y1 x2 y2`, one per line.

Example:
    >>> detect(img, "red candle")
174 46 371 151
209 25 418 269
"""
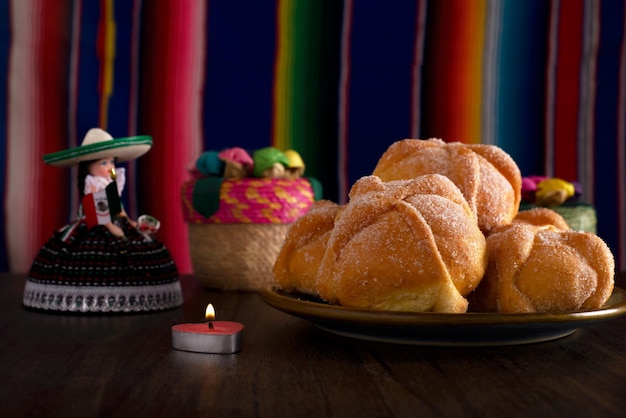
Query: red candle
171 304 244 354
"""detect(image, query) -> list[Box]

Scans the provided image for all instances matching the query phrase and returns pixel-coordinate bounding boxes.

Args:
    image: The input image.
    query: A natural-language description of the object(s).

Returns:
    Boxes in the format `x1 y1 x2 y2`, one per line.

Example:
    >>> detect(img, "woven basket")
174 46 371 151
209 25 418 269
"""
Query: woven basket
551 204 597 233
182 177 319 291
188 223 292 291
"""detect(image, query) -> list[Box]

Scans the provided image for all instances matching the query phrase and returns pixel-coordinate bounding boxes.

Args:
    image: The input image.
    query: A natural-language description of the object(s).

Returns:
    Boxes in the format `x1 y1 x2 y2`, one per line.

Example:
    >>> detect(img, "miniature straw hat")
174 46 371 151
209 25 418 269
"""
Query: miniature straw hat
43 128 153 167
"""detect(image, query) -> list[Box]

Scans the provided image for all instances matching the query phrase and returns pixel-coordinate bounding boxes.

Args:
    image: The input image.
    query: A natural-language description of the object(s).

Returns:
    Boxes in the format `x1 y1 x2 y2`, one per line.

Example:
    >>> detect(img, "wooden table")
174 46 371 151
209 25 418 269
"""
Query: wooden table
1 272 626 417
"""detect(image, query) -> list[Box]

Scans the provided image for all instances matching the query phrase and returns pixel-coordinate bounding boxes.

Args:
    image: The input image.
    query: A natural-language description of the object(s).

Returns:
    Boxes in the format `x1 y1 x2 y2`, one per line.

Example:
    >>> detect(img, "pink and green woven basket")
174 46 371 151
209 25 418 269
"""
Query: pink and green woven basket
181 177 320 290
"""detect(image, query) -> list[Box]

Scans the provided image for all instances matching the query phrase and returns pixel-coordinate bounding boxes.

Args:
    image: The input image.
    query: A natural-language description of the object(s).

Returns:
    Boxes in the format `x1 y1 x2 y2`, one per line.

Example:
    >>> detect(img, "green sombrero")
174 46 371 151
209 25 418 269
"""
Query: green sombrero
43 128 153 167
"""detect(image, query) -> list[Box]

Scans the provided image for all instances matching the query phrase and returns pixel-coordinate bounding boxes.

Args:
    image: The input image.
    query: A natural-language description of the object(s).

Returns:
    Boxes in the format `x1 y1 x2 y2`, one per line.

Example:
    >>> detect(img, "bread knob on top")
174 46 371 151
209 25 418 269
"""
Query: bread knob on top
373 138 522 234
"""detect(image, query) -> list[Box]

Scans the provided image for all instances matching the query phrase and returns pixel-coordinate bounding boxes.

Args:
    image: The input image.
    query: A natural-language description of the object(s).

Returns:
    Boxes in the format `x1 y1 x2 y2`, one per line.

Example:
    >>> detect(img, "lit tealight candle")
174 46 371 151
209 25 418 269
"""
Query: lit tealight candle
171 303 244 354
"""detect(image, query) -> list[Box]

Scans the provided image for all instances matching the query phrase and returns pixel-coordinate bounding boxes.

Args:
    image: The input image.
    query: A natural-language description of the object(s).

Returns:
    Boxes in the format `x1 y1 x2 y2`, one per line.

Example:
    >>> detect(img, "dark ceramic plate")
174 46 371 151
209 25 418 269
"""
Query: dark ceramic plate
261 287 626 346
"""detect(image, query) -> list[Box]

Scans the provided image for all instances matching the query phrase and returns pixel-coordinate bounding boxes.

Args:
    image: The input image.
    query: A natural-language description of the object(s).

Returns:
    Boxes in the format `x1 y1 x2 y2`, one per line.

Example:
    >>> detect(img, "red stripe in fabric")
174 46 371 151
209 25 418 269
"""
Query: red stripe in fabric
96 0 106 97
38 0 72 240
139 1 206 273
422 0 468 141
128 0 142 136
553 0 583 182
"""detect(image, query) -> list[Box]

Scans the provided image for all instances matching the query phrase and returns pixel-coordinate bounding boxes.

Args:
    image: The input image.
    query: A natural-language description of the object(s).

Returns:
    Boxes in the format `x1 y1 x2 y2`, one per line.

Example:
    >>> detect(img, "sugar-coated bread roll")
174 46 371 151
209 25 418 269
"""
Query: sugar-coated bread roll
315 174 487 313
468 222 614 313
372 138 522 233
273 200 343 296
512 207 571 230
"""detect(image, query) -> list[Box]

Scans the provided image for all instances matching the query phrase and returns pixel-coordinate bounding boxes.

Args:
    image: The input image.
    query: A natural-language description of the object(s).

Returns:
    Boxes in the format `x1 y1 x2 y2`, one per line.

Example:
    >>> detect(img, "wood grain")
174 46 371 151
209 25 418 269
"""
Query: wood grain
1 273 625 417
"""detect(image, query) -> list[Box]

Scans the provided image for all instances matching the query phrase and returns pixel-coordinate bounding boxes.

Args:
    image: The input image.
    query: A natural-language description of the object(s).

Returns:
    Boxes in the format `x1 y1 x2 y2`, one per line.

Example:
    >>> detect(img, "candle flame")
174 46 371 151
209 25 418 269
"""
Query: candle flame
110 167 117 180
205 303 216 321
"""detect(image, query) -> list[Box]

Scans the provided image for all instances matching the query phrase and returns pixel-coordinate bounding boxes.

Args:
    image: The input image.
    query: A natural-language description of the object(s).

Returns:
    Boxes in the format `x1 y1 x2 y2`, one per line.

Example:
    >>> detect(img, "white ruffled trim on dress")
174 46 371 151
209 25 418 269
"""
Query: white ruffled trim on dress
23 279 183 313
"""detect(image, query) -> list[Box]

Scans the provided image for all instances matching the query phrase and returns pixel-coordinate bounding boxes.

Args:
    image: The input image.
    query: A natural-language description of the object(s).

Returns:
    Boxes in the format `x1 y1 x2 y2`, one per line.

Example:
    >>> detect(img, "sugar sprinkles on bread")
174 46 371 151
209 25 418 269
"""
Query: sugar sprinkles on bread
272 138 615 314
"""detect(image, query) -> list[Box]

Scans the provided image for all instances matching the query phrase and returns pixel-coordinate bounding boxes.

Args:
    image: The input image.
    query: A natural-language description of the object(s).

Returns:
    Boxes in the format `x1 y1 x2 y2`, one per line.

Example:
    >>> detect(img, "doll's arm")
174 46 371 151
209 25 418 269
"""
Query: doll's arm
105 221 125 238
119 208 137 228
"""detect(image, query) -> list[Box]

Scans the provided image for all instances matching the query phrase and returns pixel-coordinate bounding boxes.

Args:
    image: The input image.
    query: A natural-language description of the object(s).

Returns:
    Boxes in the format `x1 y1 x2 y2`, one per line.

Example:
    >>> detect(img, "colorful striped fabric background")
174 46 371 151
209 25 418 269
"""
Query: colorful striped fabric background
1 0 625 274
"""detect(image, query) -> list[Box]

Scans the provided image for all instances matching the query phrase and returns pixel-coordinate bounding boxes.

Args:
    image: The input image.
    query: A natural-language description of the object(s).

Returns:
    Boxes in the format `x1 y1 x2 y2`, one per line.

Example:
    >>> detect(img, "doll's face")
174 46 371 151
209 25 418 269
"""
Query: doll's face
89 158 116 178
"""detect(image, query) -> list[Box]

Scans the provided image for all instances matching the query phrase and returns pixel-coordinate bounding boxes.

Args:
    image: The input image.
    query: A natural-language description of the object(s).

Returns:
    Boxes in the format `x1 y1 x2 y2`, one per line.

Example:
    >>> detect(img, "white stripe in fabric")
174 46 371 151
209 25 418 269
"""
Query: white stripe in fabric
544 0 560 177
482 0 502 146
578 0 600 204
6 0 43 272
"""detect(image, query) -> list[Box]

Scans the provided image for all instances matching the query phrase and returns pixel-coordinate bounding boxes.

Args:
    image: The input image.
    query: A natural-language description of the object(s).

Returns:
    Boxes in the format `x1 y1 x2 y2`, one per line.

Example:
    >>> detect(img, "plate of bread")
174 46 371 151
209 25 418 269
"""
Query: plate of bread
265 139 626 346
262 287 626 346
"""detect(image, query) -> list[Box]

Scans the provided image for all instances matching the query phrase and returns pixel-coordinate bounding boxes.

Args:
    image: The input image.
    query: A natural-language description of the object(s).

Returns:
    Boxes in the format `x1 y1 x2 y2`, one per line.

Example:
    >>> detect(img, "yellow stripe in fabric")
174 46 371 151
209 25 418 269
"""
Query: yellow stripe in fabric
272 0 293 151
99 0 116 128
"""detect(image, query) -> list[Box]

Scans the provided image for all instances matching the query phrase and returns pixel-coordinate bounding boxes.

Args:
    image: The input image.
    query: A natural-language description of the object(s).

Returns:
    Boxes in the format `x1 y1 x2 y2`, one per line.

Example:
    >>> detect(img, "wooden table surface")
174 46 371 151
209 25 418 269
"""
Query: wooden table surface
1 272 626 418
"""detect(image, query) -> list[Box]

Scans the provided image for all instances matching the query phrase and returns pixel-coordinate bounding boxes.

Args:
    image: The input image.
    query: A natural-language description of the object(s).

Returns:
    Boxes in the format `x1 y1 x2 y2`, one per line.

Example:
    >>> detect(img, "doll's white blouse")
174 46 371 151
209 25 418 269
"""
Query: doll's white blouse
83 167 126 196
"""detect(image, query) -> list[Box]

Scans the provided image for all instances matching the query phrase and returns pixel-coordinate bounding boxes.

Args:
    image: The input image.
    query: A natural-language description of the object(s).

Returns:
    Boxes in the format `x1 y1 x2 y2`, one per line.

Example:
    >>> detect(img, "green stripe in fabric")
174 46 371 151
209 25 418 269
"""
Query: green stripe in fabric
281 0 342 199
